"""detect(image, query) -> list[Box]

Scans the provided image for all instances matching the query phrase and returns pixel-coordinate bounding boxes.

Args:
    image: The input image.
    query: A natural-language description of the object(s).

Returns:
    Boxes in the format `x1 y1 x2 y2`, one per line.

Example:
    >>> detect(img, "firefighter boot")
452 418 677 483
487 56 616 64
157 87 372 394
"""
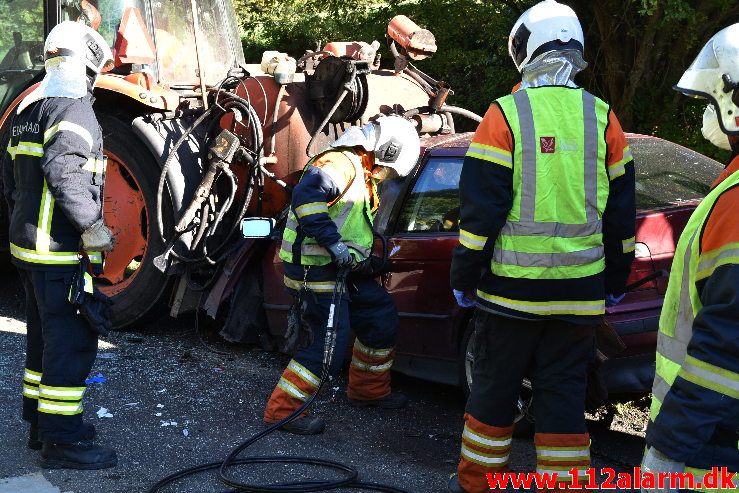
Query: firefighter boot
534 432 590 492
29 422 96 450
40 440 117 470
278 416 326 435
347 392 408 408
447 474 469 493
264 360 323 434
457 414 513 493
347 340 405 407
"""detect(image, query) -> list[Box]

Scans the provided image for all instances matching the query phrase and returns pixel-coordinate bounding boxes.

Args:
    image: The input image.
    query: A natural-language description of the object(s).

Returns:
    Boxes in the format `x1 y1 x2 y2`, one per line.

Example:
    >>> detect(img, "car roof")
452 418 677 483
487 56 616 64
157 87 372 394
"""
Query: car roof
420 132 656 158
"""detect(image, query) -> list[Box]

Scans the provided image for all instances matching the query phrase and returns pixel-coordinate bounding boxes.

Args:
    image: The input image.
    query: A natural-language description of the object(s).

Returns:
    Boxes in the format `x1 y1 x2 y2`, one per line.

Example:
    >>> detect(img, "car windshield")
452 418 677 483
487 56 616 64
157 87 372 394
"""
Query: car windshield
395 137 724 233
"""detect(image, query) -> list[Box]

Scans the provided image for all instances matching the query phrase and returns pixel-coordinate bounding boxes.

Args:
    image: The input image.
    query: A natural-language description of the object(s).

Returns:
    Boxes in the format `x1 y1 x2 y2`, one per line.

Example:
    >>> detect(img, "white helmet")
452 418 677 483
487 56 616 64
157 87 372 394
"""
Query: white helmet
45 21 113 76
18 21 113 114
17 21 113 113
674 23 739 135
508 0 584 73
331 115 420 178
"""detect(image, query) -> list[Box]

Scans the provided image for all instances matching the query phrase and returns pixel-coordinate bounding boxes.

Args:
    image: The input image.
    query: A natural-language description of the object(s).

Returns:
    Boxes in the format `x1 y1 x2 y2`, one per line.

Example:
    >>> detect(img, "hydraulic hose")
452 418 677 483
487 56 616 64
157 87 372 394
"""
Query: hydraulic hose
439 105 482 123
147 268 410 493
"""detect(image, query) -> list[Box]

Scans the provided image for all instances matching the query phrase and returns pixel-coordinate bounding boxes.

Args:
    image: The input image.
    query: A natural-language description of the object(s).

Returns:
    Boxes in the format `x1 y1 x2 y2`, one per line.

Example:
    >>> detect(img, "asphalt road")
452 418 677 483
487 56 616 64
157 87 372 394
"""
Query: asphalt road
0 270 648 492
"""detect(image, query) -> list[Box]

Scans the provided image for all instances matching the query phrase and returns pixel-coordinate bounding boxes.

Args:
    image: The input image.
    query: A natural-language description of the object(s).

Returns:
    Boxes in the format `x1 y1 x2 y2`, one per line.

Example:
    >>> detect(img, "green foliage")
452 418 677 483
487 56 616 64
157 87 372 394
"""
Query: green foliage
234 0 739 161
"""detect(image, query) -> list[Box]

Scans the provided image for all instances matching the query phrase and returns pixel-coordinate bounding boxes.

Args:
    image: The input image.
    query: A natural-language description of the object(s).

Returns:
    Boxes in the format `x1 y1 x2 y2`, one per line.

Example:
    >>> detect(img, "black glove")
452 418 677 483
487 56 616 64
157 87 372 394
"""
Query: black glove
79 287 114 337
353 256 393 278
327 241 354 267
69 258 114 336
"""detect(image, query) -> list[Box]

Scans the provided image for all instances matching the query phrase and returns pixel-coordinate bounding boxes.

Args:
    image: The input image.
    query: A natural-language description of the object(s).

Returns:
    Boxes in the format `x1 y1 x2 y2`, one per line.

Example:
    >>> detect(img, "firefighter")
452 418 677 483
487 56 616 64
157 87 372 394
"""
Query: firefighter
640 24 739 493
262 115 420 435
447 1 636 491
2 21 117 469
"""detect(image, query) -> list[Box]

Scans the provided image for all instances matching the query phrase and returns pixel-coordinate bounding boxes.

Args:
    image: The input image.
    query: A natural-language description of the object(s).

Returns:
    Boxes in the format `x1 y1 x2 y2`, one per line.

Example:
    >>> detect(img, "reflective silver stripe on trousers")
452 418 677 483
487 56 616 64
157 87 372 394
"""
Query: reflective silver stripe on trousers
492 245 604 268
513 91 537 222
498 220 602 238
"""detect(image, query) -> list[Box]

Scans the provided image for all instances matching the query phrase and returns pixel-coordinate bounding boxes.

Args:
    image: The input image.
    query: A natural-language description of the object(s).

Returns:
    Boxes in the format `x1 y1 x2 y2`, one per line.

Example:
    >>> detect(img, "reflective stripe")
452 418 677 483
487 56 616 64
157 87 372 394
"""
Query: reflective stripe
499 220 601 238
295 202 329 219
492 245 604 268
536 467 588 479
44 121 93 151
16 141 43 157
460 443 509 466
23 385 39 399
277 377 310 401
536 448 590 459
582 91 599 222
513 90 537 222
608 146 632 180
38 399 83 415
36 179 54 253
477 290 604 315
353 339 393 358
24 369 42 382
280 240 370 263
696 242 739 281
459 229 487 251
38 385 85 400
6 142 17 159
10 243 103 265
467 142 513 168
622 236 636 253
287 360 320 387
462 425 511 449
350 356 393 372
283 275 342 293
82 157 106 174
679 355 739 399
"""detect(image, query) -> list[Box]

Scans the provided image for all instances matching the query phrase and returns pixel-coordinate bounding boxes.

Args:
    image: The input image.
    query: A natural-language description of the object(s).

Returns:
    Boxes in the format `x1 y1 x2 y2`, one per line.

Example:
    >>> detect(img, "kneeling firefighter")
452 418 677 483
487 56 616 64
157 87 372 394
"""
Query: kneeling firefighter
2 21 117 469
263 115 420 435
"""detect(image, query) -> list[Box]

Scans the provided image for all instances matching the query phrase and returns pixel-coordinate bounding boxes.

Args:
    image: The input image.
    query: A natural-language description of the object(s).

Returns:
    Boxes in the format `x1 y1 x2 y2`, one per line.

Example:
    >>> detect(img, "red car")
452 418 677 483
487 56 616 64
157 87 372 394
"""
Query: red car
262 133 723 401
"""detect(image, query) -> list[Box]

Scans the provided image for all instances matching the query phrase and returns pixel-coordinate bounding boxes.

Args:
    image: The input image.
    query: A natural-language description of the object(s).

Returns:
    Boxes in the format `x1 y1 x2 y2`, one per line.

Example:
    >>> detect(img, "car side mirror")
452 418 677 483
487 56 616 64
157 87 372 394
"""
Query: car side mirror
241 217 276 239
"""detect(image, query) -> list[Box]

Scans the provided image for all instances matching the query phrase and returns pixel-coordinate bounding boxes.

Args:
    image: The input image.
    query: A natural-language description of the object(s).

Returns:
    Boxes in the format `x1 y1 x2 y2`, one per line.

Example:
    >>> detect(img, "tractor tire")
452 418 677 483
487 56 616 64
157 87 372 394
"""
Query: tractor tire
459 317 535 437
97 113 172 328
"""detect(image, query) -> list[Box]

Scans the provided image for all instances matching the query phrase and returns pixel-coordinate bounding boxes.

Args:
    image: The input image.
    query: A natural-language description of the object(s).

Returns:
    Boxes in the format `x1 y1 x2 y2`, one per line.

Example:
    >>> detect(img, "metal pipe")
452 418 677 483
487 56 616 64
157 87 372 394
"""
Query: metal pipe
190 0 208 109
440 105 482 123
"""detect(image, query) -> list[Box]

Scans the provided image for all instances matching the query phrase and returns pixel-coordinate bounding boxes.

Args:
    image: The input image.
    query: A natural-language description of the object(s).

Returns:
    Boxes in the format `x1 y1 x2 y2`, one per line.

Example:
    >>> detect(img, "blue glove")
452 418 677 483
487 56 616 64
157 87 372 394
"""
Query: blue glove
453 289 476 308
605 292 626 307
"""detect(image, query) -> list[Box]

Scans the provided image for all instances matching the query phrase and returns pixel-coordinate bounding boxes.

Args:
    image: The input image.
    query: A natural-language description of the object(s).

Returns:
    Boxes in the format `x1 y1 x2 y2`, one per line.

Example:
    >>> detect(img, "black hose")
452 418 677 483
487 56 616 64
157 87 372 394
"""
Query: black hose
147 269 409 493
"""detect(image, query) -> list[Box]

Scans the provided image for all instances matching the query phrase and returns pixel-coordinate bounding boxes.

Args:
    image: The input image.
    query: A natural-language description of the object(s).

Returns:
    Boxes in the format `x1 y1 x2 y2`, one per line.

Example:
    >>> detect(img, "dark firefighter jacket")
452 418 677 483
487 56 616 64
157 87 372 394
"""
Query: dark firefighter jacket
451 86 636 324
2 90 105 272
646 155 739 471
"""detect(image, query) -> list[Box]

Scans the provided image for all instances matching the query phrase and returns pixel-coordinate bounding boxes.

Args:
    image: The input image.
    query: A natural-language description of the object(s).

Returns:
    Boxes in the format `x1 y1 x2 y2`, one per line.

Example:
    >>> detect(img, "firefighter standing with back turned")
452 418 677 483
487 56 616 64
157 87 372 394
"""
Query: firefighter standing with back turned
447 1 636 491
263 115 420 435
2 21 117 469
640 24 739 493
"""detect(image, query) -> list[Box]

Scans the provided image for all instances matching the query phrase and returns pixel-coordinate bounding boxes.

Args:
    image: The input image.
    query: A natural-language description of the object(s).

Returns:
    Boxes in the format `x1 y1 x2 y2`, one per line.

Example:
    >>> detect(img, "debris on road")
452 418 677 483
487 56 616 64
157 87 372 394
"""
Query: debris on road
97 407 113 418
85 373 106 384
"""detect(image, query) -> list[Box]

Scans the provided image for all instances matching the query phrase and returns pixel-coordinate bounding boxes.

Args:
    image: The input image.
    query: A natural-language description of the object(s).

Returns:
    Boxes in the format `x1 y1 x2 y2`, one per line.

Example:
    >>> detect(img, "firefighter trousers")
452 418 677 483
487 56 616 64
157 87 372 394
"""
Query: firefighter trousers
457 310 596 493
19 268 98 444
264 271 399 423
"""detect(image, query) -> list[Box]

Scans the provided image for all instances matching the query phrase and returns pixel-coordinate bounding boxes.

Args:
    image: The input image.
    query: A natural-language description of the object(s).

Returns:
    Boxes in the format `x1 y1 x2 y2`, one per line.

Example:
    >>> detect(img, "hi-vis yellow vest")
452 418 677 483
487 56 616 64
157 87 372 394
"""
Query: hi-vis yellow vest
279 149 374 266
494 87 610 280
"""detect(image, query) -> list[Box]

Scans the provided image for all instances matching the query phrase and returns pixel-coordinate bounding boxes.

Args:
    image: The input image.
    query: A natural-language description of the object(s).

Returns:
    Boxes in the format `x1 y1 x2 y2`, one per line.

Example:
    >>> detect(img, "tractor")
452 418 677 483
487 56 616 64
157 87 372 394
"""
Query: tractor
0 0 477 329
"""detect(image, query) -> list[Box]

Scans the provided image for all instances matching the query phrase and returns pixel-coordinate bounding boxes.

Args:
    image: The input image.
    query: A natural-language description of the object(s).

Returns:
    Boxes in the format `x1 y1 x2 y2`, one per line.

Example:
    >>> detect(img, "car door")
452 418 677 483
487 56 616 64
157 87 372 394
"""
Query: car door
382 151 468 380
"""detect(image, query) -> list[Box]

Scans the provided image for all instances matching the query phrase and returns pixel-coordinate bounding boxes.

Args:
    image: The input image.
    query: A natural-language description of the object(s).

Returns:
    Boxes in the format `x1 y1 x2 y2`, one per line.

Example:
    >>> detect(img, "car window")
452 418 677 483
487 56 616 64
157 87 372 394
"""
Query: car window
630 137 724 208
396 157 463 233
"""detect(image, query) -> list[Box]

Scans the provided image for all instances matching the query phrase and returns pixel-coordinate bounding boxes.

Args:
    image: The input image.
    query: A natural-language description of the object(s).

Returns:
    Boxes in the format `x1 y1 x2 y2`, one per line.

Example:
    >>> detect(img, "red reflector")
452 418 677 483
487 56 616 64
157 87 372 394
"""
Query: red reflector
115 7 156 66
